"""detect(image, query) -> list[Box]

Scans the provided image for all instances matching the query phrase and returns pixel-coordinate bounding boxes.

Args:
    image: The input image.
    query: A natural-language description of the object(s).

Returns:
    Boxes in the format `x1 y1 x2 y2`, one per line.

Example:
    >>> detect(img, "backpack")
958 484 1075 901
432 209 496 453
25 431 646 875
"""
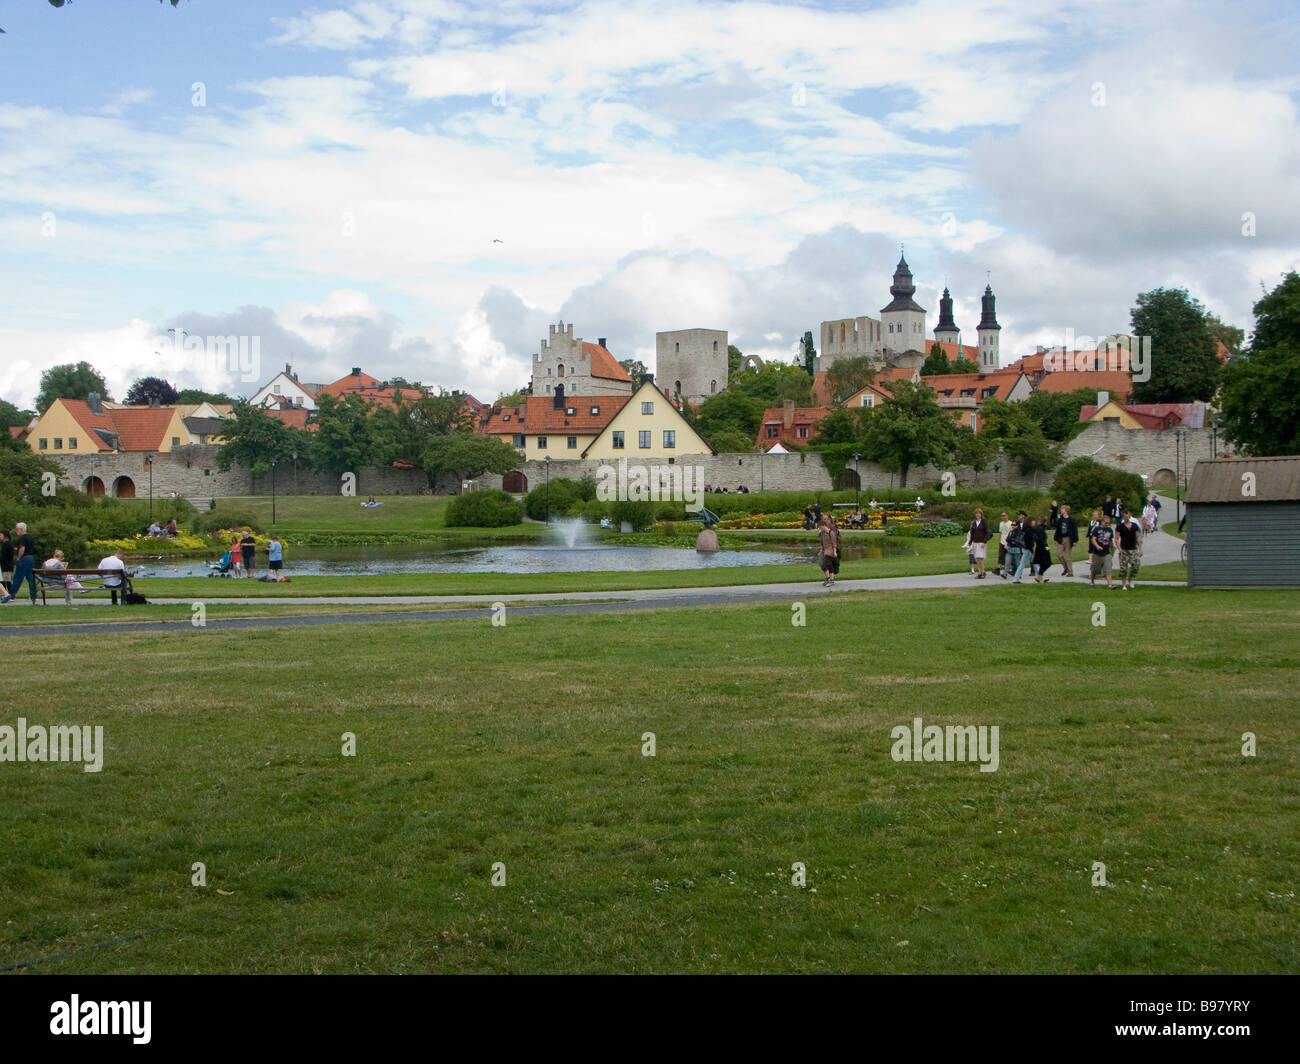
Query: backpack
125 592 149 605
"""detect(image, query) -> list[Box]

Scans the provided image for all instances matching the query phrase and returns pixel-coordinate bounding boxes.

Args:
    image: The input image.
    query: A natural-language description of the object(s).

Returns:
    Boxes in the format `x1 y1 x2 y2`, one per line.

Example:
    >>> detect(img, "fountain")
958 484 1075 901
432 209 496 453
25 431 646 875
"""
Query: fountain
552 517 591 549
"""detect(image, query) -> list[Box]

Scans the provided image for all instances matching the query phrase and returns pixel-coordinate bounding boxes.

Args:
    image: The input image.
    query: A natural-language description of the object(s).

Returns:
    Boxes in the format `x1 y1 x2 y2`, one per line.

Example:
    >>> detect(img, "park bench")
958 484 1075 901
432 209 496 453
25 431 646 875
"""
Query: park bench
33 568 136 606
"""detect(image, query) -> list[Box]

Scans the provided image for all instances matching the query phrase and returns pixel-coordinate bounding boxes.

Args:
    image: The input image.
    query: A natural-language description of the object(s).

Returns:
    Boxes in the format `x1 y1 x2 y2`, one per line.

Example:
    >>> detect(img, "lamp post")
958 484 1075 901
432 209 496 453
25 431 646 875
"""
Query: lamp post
759 445 765 492
271 458 277 526
853 452 861 509
145 454 154 519
1173 430 1183 527
544 455 551 524
291 450 298 495
996 443 1005 488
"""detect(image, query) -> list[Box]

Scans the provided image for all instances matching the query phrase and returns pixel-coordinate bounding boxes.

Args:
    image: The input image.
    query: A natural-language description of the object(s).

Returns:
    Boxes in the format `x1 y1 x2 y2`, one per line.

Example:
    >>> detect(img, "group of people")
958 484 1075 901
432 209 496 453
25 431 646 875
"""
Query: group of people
224 530 286 580
146 519 179 537
1 521 132 605
702 485 751 494
969 499 1146 589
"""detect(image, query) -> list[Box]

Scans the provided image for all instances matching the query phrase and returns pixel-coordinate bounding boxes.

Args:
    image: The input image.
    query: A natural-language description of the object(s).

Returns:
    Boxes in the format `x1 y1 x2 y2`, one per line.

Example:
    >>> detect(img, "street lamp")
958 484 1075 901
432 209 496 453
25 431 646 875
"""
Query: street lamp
759 445 765 492
544 455 551 525
145 454 154 519
271 458 277 526
1173 430 1184 527
291 450 298 495
996 443 1005 488
852 452 861 509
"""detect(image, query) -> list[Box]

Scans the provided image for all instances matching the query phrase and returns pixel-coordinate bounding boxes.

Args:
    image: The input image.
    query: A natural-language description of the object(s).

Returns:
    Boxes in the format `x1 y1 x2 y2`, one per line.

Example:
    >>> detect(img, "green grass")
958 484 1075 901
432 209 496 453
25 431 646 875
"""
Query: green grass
1 586 1294 973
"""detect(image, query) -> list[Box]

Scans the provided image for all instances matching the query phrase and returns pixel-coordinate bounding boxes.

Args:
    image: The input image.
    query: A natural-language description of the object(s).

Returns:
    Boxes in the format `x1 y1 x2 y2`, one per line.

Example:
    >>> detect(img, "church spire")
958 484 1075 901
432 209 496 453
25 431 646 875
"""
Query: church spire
936 287 958 332
977 284 1001 331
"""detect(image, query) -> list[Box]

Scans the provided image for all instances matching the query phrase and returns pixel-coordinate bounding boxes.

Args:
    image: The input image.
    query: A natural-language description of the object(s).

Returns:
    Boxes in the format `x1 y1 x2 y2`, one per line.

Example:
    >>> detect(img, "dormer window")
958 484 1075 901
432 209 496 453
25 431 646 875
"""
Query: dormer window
566 407 575 415
590 406 599 416
503 414 510 421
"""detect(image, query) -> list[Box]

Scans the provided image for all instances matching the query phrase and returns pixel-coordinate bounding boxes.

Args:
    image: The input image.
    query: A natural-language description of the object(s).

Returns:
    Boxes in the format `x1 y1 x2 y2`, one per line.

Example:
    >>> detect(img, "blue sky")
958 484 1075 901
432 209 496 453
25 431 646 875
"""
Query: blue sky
1 0 1298 406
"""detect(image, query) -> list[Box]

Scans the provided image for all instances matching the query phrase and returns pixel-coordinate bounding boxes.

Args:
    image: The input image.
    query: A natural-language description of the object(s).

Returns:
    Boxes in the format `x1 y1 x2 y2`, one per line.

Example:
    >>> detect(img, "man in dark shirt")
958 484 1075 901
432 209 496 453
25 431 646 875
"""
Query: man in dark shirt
0 530 13 595
1089 515 1115 590
1051 502 1079 577
2 522 37 604
1115 509 1143 590
239 529 257 580
1102 495 1117 521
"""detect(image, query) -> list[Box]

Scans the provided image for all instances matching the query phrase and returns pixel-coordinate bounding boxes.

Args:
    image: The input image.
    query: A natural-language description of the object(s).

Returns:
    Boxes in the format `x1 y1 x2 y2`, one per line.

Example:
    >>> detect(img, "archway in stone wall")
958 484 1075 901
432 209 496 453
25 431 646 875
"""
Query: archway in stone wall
83 476 105 497
502 471 528 493
1150 468 1176 488
834 468 861 491
112 475 136 498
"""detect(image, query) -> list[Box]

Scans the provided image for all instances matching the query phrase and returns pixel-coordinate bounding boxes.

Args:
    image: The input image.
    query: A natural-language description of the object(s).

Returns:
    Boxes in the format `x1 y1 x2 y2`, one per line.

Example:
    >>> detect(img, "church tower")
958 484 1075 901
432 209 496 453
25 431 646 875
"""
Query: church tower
933 286 960 348
976 284 1001 371
880 252 927 357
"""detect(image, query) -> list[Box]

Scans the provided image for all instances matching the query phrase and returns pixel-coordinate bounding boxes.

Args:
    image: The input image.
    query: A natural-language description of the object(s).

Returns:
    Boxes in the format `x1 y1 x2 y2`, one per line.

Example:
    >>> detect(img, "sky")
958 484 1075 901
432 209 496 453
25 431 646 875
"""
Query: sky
1 0 1297 409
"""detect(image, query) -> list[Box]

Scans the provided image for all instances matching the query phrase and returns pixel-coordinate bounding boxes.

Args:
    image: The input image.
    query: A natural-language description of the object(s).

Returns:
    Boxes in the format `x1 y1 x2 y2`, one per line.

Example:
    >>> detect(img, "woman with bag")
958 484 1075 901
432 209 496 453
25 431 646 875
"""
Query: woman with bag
817 513 840 588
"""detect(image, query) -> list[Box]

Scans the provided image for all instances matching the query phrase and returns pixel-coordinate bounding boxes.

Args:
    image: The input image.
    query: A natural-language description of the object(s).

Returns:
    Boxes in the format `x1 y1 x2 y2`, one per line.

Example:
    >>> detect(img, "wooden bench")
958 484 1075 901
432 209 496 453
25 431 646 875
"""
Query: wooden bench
33 568 135 606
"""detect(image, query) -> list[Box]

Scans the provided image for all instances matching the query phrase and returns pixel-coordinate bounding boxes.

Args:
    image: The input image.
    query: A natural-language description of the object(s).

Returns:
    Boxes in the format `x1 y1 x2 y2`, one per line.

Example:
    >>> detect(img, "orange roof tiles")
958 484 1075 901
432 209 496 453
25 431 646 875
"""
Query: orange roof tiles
1034 370 1132 399
478 395 626 436
583 342 632 382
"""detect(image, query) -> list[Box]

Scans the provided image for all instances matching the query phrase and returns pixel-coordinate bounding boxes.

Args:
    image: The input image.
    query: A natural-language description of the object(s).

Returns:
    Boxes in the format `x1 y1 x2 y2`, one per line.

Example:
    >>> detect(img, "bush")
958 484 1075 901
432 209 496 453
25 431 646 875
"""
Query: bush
27 518 91 566
524 478 582 521
580 498 608 523
1050 458 1146 513
608 499 656 531
444 489 523 527
191 509 261 536
886 519 964 539
575 474 598 502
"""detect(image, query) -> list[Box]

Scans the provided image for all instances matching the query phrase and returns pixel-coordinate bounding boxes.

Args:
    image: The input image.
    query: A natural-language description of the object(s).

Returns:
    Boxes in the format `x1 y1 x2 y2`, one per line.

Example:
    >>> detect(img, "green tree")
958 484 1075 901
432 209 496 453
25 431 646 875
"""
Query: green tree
801 331 817 376
1129 287 1220 402
950 356 979 373
0 398 29 428
176 389 234 404
813 405 858 445
618 358 649 382
35 361 111 414
216 401 298 480
1204 313 1244 357
708 428 758 453
0 427 63 504
693 391 766 442
824 356 876 403
978 397 1063 475
921 344 950 375
421 434 521 491
727 344 744 378
1218 271 1300 456
858 381 960 488
125 376 179 406
310 394 376 474
1021 386 1099 441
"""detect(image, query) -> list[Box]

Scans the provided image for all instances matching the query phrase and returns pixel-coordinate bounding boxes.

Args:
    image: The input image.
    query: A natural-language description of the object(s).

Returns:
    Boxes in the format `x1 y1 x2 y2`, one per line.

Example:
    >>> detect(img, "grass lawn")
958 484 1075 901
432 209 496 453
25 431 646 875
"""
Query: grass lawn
1 586 1294 974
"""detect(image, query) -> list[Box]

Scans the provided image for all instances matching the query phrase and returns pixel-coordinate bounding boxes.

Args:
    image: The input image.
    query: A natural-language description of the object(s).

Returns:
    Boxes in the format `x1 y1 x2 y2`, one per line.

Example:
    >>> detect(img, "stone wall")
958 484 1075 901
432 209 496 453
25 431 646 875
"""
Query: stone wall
1064 422 1227 486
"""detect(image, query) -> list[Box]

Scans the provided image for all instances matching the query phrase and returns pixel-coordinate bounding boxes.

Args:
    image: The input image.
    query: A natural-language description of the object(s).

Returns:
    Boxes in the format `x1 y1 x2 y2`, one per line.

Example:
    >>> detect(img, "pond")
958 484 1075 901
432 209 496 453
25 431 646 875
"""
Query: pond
130 532 914 578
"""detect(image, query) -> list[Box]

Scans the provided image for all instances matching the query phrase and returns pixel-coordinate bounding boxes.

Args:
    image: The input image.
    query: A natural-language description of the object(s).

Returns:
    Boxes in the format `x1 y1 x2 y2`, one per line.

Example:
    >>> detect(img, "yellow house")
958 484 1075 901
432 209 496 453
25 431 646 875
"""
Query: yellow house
476 395 616 462
580 379 713 460
27 398 231 456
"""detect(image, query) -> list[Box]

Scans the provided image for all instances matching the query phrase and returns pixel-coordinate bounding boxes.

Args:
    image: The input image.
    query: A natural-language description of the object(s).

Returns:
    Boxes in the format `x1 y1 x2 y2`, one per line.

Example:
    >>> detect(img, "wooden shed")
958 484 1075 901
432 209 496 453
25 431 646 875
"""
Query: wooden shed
1186 456 1300 587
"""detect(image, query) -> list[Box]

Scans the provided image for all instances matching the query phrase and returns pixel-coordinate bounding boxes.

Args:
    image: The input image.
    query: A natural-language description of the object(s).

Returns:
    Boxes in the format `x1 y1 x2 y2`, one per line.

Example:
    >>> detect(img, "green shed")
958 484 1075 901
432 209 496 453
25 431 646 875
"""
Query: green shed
1186 456 1300 587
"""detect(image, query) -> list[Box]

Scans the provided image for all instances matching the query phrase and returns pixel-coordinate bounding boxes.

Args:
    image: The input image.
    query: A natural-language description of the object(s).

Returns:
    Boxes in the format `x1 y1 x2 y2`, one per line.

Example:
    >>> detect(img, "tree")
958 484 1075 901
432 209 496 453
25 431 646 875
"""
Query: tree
1204 312 1244 357
618 358 649 382
1129 287 1220 403
727 344 744 378
35 361 111 414
176 388 234 404
921 344 950 376
858 380 960 488
0 435 63 506
801 331 816 376
824 356 876 402
950 356 979 373
978 397 1063 475
813 406 858 445
1021 386 1098 441
0 399 29 429
420 433 520 490
495 390 528 407
708 428 758 454
1218 271 1300 456
216 401 299 480
310 394 375 475
125 376 179 406
693 391 765 443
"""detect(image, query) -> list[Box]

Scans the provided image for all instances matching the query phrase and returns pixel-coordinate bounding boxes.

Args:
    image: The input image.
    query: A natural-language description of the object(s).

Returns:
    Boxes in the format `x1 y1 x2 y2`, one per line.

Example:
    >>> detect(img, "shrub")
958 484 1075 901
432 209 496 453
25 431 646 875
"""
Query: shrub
27 518 91 566
1050 458 1146 513
886 519 964 539
580 498 608 523
191 509 261 536
445 489 523 527
575 474 598 502
608 499 656 531
525 478 582 521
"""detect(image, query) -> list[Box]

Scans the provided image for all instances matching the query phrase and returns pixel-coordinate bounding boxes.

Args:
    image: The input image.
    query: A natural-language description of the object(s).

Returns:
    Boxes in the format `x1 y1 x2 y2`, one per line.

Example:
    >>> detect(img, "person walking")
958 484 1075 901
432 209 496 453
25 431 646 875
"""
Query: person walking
1007 510 1032 583
230 532 243 577
0 529 13 596
1030 517 1052 583
240 528 257 579
817 513 840 587
968 508 991 579
1 523 37 604
1102 495 1117 522
995 511 1011 578
1089 514 1116 590
1051 502 1078 577
1116 508 1143 590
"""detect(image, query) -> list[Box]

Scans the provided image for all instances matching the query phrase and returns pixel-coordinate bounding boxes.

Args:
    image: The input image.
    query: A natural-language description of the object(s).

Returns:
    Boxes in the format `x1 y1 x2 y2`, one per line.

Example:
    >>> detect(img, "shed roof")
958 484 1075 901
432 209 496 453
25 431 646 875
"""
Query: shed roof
1187 456 1300 503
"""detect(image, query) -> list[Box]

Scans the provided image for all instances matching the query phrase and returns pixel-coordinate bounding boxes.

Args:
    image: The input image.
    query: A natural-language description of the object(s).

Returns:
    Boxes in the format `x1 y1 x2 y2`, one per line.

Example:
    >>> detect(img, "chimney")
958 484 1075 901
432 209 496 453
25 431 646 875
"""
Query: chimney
285 362 291 374
1098 390 1109 407
149 396 159 408
598 337 606 348
88 392 102 415
553 382 565 409
351 367 361 377
783 399 795 429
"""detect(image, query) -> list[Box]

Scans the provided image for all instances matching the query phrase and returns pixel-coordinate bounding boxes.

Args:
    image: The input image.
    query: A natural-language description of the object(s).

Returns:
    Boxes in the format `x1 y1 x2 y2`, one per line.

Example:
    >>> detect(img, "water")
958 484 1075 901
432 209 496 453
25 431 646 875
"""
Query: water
130 531 914 578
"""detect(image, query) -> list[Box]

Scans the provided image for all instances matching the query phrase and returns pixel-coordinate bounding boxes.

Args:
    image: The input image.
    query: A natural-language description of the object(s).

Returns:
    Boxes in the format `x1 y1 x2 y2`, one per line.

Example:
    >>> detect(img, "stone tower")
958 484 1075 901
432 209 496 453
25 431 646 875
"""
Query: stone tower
880 253 927 357
655 328 728 404
976 284 1001 371
933 286 960 348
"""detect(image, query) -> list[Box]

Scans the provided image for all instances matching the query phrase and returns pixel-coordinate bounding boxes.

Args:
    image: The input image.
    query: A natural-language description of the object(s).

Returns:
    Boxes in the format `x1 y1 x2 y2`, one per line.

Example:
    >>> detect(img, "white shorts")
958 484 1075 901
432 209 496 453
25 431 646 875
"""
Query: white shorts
972 542 987 560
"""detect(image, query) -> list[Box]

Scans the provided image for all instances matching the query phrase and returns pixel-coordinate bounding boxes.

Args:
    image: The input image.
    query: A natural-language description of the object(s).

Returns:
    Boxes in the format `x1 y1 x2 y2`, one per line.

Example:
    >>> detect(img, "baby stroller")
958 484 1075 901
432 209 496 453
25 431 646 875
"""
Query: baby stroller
208 551 235 577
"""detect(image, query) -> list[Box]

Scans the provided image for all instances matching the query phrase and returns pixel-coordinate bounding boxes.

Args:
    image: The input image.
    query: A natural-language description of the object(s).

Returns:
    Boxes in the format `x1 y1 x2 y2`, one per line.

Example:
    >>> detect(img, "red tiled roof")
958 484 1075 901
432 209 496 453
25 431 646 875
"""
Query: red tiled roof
8 425 26 439
318 370 384 397
583 342 632 382
756 405 831 448
932 341 982 364
57 400 173 452
1215 339 1232 363
811 371 832 406
478 395 626 436
920 370 1023 402
1034 370 1132 399
1079 402 1202 431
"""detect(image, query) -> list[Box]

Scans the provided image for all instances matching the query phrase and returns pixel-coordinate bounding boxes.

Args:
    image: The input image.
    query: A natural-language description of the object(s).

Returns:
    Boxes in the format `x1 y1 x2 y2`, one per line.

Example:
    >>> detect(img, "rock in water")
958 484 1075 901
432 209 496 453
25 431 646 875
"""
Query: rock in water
696 529 719 553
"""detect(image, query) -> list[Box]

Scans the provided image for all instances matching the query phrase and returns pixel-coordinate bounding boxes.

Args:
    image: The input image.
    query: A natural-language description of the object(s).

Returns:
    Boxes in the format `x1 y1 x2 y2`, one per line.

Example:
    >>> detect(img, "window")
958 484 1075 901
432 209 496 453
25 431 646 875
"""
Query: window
970 413 978 430
590 406 599 416
638 430 651 448
172 436 180 447
642 402 654 414
675 342 679 353
54 437 63 449
558 364 565 377
612 431 624 449
38 438 47 449
567 436 577 449
713 340 718 351
273 384 281 394
766 426 779 439
69 437 77 449
512 434 524 448
674 380 681 394
663 430 675 448
797 427 809 439
710 379 717 394
861 395 874 407
566 407 575 415
536 436 547 449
